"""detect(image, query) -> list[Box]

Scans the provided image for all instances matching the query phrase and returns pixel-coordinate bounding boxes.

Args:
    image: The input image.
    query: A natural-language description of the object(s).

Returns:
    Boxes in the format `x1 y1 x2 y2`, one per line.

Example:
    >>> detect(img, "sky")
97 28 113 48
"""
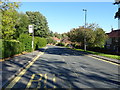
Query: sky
17 2 118 34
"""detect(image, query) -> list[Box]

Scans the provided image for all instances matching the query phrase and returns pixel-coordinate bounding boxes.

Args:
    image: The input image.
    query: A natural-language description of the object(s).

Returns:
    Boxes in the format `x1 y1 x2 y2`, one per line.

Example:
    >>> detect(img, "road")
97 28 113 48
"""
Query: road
3 45 120 88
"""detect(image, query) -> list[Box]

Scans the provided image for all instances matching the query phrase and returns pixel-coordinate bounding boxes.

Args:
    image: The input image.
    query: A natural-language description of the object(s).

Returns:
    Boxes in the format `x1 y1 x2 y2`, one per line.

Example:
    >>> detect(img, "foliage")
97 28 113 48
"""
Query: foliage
1 1 20 39
56 42 65 46
114 2 120 19
49 31 55 37
34 37 47 49
26 11 50 38
2 39 23 58
46 37 57 45
18 33 32 52
115 8 120 19
67 24 108 48
92 28 108 47
14 12 30 39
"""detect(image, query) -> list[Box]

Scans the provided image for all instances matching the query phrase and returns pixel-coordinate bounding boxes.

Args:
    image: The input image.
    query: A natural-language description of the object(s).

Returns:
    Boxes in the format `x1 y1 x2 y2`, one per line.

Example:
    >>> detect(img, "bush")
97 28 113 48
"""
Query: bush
34 37 47 49
2 39 23 58
47 37 57 45
18 34 32 52
56 42 65 46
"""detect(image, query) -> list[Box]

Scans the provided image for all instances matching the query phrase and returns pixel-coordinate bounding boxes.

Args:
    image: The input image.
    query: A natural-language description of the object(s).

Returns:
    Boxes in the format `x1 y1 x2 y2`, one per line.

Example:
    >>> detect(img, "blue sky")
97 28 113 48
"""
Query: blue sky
18 2 118 33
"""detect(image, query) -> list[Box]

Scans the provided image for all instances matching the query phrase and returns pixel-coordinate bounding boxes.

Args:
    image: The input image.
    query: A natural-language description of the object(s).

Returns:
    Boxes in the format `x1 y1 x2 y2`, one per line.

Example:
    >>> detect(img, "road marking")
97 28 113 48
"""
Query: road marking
26 74 35 88
53 74 56 88
6 52 44 88
27 74 43 88
87 55 120 66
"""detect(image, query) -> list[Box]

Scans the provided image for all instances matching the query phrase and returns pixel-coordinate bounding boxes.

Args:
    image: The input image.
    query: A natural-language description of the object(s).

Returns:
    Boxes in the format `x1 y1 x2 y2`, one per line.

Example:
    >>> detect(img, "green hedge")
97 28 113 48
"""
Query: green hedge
1 35 47 59
34 37 47 49
18 34 32 52
2 39 23 58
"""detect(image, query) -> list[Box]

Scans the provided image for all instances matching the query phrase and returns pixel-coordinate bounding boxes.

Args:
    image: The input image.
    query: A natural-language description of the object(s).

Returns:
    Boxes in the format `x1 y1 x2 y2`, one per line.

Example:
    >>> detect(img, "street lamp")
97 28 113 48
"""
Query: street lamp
83 9 87 51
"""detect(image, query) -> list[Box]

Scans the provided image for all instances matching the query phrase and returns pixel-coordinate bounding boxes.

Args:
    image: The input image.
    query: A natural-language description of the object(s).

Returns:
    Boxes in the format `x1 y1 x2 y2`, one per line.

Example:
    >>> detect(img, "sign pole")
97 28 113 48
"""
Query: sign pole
32 28 34 56
28 25 34 56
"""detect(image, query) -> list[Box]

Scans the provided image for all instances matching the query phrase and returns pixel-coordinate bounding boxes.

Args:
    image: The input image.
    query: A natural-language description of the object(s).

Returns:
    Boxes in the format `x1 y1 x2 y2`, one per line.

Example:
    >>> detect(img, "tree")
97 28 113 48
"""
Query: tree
67 24 107 48
115 8 120 19
114 1 120 19
92 28 108 47
14 12 30 39
54 32 61 39
26 11 50 38
0 1 20 39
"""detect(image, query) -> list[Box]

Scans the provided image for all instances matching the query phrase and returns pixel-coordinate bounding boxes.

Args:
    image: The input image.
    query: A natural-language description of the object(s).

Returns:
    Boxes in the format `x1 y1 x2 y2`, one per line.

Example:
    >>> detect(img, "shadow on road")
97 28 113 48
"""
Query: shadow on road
38 46 88 56
17 56 120 88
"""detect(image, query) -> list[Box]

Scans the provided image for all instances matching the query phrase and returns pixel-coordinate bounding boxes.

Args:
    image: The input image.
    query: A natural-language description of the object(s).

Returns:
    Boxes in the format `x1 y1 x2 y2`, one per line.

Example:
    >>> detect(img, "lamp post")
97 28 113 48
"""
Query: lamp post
83 9 87 51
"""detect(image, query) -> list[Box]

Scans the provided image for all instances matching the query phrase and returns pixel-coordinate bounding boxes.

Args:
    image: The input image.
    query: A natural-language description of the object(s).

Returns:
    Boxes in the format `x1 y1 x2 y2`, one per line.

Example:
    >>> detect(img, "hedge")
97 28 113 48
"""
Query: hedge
34 37 47 49
2 39 23 58
1 35 47 59
18 34 32 52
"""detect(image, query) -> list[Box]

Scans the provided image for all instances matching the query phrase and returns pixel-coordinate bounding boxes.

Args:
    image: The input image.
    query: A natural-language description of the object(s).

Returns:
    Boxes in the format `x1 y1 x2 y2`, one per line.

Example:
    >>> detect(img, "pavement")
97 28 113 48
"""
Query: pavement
1 48 45 88
1 45 120 89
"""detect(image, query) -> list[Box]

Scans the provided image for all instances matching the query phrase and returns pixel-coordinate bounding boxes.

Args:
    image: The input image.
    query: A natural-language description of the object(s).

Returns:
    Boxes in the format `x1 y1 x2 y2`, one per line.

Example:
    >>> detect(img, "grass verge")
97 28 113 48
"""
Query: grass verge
72 48 120 60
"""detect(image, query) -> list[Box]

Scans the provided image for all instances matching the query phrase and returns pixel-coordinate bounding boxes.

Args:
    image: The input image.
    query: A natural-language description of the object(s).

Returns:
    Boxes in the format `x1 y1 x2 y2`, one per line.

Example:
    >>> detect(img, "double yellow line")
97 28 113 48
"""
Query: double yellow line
87 55 120 66
5 52 44 88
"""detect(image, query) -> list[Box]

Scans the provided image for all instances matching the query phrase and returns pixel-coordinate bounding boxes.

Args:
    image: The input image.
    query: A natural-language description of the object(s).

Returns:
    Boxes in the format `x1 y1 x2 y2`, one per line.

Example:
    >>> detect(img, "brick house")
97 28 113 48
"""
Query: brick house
105 29 120 54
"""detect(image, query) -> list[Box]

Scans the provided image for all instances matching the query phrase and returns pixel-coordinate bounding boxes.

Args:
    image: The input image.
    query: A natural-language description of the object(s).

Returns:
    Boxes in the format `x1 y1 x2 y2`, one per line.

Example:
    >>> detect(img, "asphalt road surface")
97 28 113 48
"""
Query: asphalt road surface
4 45 120 89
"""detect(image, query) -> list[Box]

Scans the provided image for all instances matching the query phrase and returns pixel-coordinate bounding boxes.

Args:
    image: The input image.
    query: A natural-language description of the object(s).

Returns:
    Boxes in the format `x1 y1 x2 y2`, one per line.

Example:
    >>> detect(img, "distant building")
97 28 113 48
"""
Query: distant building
105 29 120 54
52 37 61 43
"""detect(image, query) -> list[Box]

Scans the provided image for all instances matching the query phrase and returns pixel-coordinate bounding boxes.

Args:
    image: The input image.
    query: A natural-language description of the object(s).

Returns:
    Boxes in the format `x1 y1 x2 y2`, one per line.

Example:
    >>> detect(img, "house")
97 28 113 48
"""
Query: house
105 29 120 54
52 37 61 43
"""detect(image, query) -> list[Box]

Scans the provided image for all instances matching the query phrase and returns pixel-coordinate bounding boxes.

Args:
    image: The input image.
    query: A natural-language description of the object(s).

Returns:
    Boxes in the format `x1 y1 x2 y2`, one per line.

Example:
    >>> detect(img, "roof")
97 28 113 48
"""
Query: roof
107 29 120 37
52 37 60 41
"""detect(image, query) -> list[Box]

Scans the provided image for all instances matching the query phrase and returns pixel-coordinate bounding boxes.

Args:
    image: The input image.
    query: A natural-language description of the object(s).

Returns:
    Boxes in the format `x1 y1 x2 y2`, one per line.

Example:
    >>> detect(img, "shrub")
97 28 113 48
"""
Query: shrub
18 34 32 52
47 37 57 45
2 39 23 58
56 42 65 46
34 37 47 49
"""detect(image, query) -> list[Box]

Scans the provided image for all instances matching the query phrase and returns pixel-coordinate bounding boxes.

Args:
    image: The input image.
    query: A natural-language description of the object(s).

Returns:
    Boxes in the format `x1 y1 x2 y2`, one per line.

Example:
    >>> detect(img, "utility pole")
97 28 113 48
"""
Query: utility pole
83 9 87 51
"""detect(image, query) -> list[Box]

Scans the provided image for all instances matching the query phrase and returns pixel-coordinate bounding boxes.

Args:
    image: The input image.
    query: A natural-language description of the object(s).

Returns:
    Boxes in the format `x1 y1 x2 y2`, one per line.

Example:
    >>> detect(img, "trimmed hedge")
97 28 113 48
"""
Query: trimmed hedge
2 39 23 58
18 34 32 52
1 35 47 59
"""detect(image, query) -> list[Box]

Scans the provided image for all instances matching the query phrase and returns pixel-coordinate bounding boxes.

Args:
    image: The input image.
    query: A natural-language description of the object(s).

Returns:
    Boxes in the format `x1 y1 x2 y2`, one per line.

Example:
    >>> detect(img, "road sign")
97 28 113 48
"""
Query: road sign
28 25 33 33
